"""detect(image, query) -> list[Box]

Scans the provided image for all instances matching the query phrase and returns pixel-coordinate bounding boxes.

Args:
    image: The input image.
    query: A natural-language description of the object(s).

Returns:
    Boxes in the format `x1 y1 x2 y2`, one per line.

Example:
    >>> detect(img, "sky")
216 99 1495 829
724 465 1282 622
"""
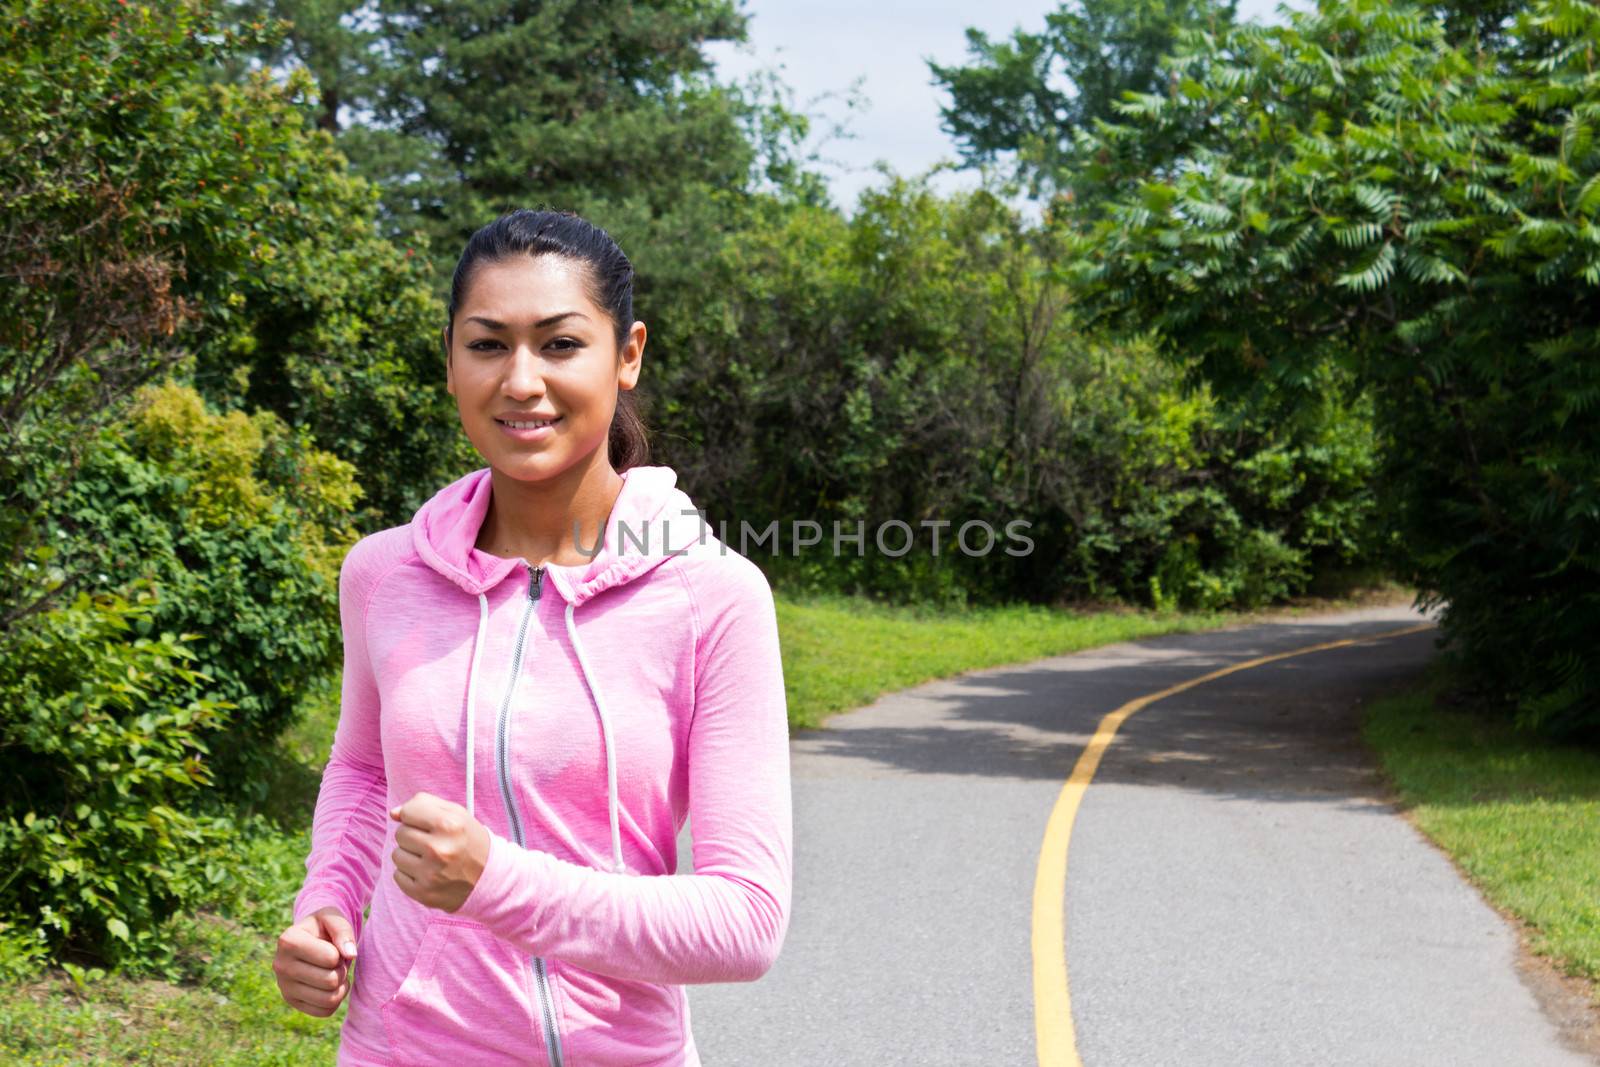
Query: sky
703 0 1313 215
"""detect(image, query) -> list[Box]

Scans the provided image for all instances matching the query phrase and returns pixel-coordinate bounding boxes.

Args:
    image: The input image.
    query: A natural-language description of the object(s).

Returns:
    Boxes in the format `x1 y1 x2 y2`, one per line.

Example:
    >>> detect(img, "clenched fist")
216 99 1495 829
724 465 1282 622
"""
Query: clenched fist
275 907 356 1017
390 790 491 913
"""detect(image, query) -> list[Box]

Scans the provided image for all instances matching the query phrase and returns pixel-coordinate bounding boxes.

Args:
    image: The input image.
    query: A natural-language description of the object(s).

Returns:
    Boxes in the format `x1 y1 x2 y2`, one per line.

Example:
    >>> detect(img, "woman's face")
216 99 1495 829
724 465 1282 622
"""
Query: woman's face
445 254 645 483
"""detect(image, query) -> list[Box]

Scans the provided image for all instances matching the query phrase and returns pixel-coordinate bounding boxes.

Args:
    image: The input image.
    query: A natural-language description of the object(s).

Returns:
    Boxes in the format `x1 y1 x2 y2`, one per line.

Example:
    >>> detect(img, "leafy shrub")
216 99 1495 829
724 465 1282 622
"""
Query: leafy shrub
651 174 1382 609
0 380 357 972
1056 341 1379 611
40 381 359 809
0 586 239 971
0 0 469 640
1060 0 1600 732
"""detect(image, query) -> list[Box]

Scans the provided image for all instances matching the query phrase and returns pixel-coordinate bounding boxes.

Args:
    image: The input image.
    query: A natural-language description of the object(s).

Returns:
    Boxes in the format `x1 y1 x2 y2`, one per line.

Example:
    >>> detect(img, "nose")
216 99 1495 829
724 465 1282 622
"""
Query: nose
502 343 545 400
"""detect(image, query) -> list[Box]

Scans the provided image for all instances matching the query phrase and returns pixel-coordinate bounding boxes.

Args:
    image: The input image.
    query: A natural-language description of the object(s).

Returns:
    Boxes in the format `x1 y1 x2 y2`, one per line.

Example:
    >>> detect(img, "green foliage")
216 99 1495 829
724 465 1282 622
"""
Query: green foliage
171 72 472 526
1 0 254 629
42 381 357 808
212 0 375 133
0 586 240 971
648 171 1381 609
251 0 819 291
0 0 396 978
1059 0 1600 731
1059 342 1381 610
929 0 1240 199
0 379 355 971
0 0 473 601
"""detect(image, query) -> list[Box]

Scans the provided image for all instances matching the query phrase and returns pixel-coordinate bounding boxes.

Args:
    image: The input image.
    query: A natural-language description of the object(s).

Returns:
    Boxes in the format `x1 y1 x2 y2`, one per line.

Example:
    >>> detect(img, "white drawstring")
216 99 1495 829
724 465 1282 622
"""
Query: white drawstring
565 601 627 874
460 588 625 874
464 593 491 819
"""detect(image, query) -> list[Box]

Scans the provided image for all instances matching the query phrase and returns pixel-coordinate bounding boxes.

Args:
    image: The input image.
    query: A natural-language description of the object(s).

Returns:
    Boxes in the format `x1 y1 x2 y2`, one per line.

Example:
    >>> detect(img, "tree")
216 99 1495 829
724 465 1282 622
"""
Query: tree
0 0 454 969
928 0 1239 199
2 0 482 626
215 0 378 132
1 0 306 629
644 168 1380 608
314 0 804 290
1057 0 1600 733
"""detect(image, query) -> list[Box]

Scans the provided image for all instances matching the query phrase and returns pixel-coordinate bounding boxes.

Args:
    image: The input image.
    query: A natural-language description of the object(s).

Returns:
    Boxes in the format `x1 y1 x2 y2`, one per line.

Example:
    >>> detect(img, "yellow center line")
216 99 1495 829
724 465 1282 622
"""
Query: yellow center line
1032 621 1437 1067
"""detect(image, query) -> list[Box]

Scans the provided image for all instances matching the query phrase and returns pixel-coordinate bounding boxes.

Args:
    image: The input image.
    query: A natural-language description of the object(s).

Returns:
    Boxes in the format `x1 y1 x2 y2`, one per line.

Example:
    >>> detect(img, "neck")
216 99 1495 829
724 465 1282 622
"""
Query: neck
477 450 626 567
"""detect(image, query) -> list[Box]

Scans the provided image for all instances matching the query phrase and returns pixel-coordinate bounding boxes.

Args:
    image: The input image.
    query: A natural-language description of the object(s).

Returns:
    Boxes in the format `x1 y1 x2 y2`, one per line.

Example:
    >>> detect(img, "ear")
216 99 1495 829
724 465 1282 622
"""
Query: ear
617 320 646 392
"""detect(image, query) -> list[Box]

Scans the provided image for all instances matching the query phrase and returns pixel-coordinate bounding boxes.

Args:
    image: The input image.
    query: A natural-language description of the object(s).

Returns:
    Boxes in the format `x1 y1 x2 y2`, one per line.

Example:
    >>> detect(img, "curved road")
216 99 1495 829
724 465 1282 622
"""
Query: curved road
680 605 1598 1066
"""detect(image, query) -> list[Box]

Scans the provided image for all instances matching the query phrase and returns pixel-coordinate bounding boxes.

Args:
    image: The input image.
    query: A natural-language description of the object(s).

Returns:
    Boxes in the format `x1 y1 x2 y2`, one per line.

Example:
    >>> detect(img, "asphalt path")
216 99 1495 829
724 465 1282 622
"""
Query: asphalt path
680 604 1598 1066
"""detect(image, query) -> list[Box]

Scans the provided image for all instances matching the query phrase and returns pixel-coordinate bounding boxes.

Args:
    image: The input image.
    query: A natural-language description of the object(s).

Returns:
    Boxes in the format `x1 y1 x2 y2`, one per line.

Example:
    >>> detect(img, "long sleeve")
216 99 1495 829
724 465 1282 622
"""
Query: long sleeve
453 555 793 985
291 538 393 943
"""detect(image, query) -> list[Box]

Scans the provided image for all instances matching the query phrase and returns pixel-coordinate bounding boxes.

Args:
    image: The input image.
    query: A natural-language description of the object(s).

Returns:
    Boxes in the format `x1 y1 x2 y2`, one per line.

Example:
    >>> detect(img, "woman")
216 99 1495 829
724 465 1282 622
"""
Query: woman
273 209 793 1066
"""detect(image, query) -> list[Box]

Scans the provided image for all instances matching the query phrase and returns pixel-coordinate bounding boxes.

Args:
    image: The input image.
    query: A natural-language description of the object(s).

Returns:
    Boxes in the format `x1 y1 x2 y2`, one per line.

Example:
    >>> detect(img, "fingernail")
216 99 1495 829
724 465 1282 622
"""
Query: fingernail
344 941 357 956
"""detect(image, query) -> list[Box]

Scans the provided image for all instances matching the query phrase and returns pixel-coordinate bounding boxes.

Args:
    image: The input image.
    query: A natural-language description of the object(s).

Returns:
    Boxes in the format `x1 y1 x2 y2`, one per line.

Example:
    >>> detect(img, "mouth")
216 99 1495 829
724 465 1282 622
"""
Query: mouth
496 416 562 430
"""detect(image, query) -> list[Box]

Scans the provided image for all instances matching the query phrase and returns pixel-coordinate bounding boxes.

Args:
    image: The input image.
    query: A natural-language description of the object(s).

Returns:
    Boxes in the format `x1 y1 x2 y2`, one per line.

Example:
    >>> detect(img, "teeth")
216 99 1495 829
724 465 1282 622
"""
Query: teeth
502 418 556 429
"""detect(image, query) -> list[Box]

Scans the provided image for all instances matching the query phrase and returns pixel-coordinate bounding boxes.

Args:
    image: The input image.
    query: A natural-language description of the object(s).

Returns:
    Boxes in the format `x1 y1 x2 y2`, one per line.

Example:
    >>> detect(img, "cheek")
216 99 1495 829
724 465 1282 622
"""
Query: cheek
579 381 620 422
553 364 614 409
452 363 495 401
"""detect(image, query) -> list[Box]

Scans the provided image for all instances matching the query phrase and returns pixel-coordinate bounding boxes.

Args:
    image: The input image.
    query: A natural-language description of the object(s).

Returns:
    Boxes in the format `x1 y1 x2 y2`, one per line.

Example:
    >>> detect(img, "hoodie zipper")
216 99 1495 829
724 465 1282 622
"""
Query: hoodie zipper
493 561 566 1067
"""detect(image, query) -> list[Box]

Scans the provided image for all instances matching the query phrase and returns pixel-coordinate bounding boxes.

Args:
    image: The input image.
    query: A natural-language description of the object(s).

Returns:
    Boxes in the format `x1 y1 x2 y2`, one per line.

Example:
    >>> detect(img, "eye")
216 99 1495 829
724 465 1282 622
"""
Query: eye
463 337 581 353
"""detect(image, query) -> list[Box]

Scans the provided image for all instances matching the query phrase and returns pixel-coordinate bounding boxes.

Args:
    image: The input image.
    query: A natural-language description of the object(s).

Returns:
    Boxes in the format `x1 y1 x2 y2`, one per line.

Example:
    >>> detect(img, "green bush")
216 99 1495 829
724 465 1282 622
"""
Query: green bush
1059 0 1600 732
0 586 239 972
0 0 470 627
649 174 1382 609
41 381 359 809
1056 342 1380 610
0 380 356 972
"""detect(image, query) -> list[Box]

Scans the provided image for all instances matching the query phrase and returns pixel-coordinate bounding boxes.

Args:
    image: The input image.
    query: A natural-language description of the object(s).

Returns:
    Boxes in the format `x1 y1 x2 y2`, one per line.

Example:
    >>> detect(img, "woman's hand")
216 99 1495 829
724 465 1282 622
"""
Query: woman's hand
390 791 491 913
274 906 356 1017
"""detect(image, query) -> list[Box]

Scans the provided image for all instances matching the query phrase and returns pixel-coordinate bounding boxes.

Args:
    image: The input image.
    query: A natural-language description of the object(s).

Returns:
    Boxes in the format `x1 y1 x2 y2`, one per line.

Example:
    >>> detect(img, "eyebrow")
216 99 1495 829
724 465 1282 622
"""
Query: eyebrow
465 312 590 330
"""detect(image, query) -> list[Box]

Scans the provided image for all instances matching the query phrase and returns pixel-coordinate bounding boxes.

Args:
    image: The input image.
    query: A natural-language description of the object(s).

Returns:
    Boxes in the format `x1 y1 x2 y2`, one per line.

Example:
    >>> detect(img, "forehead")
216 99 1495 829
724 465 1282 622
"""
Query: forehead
460 254 598 319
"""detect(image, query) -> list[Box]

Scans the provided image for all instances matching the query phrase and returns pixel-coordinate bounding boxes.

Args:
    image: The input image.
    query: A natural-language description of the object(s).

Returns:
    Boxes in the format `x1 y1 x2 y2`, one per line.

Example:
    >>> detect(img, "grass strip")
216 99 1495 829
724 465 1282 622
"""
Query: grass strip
1362 665 1600 995
776 591 1236 730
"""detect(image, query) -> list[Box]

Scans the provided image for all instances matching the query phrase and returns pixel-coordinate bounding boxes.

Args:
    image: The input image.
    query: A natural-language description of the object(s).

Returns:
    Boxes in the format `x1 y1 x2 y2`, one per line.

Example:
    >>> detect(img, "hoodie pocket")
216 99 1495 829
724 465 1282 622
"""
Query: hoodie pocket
551 960 685 1064
380 917 546 1067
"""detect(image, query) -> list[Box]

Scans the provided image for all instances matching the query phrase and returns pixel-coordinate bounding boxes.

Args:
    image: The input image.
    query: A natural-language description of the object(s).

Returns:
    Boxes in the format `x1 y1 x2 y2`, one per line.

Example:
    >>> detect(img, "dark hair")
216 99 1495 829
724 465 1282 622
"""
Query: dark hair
446 208 650 471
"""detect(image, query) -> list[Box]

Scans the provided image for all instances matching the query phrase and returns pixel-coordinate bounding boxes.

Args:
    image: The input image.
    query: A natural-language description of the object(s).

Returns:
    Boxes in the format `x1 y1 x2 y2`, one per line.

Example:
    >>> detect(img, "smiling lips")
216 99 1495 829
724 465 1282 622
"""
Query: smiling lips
497 415 562 429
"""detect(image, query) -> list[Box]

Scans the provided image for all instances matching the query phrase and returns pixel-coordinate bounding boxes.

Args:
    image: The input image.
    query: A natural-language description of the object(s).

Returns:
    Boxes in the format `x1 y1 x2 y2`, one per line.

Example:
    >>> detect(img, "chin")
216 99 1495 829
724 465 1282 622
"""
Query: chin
491 453 561 479
468 426 604 481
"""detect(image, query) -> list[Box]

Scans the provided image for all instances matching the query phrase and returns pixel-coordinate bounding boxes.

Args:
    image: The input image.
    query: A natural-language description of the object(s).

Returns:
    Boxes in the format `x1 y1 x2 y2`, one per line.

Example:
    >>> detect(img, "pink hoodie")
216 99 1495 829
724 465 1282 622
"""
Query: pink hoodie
292 464 793 1066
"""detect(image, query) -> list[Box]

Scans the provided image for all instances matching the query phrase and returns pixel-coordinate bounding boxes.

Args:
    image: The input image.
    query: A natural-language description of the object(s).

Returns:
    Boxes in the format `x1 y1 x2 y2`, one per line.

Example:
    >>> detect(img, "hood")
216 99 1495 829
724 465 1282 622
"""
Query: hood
410 464 704 606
